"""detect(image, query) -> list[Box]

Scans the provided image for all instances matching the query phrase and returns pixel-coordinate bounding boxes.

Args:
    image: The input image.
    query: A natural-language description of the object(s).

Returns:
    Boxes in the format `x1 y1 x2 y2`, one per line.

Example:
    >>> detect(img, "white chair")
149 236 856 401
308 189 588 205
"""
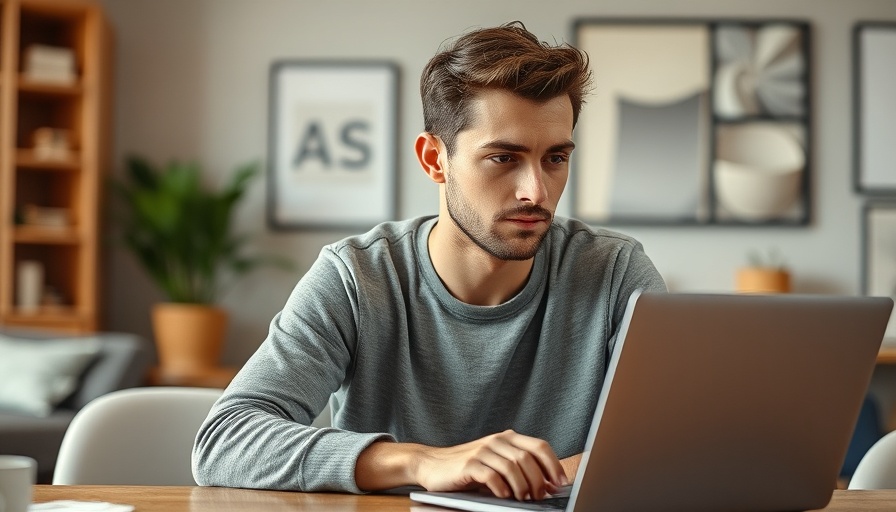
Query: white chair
53 386 222 485
849 429 896 489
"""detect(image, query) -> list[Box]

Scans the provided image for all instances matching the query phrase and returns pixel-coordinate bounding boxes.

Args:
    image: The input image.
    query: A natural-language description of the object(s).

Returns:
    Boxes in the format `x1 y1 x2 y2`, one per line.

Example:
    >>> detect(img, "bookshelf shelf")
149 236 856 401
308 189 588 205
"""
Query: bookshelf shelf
13 225 80 244
16 148 79 170
18 75 82 96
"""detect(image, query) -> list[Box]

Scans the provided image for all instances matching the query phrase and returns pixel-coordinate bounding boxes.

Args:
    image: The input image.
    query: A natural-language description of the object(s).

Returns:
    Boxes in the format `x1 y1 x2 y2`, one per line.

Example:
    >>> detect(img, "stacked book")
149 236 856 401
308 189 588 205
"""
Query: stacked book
22 45 76 85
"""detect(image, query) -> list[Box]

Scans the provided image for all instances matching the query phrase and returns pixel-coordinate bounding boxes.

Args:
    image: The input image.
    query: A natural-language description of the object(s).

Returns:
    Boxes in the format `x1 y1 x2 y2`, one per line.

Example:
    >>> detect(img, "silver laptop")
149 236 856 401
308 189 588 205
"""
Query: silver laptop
410 291 893 512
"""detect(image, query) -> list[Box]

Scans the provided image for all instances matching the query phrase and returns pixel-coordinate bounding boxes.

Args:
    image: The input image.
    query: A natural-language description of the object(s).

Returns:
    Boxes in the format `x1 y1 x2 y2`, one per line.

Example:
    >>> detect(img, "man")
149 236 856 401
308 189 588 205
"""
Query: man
193 21 666 501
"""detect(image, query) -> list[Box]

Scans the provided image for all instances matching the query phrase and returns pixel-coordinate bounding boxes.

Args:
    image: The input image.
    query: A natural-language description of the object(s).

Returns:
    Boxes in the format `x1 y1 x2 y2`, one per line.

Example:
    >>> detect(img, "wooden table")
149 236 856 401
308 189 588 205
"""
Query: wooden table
31 485 896 511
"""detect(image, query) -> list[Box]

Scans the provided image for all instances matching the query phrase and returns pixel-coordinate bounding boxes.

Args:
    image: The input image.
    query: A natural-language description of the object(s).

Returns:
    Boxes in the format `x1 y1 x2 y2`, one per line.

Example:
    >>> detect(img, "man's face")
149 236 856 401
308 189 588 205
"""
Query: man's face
442 89 575 261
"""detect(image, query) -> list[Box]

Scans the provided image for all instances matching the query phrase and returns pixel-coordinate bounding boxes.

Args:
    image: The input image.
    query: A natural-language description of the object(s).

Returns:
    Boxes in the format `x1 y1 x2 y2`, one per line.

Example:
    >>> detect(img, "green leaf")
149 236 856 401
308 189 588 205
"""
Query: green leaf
125 155 160 190
110 154 293 304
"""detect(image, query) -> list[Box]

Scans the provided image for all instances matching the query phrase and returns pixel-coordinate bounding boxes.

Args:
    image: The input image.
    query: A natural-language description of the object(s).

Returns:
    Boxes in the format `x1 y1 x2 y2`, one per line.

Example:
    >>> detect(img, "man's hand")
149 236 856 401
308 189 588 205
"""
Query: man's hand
356 430 569 501
415 429 568 500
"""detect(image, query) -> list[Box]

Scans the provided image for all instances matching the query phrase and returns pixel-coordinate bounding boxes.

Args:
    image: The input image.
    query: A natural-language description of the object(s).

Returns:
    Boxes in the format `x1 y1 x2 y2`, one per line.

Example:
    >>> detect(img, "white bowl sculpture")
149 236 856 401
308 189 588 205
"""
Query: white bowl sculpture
714 124 805 221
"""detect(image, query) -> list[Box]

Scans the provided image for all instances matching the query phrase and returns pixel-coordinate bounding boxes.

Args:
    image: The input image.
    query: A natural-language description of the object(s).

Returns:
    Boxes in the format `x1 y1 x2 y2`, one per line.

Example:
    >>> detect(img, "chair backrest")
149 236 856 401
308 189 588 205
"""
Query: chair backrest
52 386 222 485
849 429 896 489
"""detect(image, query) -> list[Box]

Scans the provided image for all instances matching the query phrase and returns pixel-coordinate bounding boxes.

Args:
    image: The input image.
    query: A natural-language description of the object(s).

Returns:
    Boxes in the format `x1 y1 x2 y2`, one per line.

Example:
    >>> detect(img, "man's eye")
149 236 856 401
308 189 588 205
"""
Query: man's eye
490 155 513 164
547 155 569 164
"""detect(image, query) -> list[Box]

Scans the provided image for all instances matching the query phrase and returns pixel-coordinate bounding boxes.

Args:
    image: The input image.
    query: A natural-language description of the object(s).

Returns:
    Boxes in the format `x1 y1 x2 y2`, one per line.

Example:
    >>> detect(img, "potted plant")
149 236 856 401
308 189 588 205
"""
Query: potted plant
112 155 291 373
736 248 791 293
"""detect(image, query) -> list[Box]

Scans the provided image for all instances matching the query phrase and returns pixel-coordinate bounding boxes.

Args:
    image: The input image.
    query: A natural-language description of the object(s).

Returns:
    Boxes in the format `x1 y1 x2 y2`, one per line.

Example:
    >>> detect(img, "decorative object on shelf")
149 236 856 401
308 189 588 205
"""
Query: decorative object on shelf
854 22 896 194
40 285 65 311
861 202 896 341
736 248 791 293
23 204 71 228
16 260 44 313
32 128 72 161
112 155 293 372
267 60 399 230
22 44 76 85
572 18 810 226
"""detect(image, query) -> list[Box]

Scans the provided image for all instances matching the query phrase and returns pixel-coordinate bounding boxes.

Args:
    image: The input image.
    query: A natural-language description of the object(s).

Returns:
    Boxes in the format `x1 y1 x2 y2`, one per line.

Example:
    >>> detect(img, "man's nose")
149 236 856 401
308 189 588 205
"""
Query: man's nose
516 164 548 205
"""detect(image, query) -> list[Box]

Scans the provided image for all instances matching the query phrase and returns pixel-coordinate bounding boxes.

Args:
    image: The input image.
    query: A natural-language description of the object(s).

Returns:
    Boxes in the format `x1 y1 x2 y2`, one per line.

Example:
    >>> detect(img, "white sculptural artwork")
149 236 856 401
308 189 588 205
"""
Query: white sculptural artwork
714 24 805 118
714 123 805 221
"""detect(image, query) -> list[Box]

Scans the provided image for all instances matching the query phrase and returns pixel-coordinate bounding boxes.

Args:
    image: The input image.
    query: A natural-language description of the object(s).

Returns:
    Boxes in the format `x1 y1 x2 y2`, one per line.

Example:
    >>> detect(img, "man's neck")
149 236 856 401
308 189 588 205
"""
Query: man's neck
427 219 534 306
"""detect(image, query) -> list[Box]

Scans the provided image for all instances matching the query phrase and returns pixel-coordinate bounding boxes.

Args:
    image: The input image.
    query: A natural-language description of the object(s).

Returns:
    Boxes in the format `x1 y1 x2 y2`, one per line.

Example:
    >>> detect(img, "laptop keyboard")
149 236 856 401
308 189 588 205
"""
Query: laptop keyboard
409 488 572 511
532 496 569 510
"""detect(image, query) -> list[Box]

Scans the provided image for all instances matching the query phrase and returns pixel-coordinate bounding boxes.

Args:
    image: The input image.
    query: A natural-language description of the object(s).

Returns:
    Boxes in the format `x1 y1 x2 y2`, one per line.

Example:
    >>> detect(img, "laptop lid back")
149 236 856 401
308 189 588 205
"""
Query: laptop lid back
570 292 892 512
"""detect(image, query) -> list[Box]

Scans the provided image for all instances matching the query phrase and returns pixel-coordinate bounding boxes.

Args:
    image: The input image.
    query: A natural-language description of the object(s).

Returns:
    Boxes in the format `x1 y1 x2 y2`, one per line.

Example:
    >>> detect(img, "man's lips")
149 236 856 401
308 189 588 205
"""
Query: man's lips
502 207 551 227
505 216 549 226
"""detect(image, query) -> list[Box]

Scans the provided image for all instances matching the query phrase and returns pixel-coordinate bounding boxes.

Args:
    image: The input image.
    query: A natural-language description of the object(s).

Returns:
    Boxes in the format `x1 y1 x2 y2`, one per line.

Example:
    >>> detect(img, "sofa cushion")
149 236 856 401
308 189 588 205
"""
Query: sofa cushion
63 333 151 410
0 335 101 416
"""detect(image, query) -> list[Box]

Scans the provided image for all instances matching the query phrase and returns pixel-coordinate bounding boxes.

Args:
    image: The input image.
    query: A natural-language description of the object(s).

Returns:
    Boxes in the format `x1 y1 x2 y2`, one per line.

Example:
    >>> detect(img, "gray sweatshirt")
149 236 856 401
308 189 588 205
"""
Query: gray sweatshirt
192 215 666 492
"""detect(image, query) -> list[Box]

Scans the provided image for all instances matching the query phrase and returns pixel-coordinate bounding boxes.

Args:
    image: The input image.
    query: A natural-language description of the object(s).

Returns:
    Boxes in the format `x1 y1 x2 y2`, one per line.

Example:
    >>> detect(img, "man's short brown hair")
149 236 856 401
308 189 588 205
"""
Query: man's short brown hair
420 21 592 156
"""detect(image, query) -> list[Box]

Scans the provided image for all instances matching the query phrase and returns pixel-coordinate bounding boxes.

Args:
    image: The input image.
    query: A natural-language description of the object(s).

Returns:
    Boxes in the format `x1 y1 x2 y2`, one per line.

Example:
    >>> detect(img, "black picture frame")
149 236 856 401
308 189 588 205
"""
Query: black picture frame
861 201 896 341
854 22 896 195
266 60 400 230
571 18 812 226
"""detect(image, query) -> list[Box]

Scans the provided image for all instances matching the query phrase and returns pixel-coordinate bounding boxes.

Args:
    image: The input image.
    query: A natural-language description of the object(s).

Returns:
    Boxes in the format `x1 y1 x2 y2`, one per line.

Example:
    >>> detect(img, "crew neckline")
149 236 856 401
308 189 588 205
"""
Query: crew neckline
415 216 548 321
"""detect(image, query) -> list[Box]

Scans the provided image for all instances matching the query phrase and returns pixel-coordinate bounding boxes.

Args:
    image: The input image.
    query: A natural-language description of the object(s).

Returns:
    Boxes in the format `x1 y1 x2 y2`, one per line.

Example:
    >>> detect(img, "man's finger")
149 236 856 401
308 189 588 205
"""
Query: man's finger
476 446 533 501
508 434 566 487
489 439 549 500
469 461 512 500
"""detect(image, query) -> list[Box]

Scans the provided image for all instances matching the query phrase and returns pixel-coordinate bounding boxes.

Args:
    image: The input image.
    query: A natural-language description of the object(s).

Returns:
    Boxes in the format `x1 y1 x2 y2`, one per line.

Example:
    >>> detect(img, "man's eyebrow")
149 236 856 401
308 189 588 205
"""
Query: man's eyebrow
548 141 576 153
479 140 576 153
480 140 529 152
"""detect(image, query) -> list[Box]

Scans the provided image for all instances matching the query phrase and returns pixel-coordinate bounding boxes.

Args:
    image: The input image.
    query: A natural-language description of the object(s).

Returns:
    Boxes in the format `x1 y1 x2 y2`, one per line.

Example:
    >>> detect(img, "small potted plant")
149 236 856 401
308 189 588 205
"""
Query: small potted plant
736 248 791 293
112 155 291 373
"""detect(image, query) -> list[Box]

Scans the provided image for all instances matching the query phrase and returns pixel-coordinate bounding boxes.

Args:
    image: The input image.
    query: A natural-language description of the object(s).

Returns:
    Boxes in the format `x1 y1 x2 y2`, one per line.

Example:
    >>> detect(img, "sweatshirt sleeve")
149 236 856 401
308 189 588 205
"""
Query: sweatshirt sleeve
607 240 667 355
192 248 395 493
615 240 667 310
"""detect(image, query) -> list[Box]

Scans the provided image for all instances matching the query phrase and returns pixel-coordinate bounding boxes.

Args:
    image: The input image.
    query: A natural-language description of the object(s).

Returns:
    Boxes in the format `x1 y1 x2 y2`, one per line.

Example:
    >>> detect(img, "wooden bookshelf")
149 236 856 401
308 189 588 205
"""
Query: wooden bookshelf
0 0 112 333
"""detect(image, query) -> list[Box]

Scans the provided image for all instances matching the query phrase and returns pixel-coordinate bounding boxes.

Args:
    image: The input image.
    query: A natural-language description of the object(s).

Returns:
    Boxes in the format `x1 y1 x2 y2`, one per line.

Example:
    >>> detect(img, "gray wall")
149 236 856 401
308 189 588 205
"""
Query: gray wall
98 0 896 384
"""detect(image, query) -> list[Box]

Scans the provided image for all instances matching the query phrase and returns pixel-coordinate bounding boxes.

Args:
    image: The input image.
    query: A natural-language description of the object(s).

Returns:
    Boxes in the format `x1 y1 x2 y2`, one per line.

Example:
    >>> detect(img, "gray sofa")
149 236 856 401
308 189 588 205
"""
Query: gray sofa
0 329 151 482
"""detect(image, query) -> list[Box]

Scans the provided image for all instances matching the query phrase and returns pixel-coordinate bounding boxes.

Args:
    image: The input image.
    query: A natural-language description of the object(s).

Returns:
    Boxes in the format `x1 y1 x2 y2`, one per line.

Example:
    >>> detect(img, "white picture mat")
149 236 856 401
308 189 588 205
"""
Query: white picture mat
859 28 896 190
865 206 896 342
575 24 710 221
270 63 397 227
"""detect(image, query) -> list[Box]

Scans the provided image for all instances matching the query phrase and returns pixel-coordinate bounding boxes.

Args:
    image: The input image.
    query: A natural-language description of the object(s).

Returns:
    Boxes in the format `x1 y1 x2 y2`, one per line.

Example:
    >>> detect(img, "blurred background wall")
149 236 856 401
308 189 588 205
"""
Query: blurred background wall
97 0 896 371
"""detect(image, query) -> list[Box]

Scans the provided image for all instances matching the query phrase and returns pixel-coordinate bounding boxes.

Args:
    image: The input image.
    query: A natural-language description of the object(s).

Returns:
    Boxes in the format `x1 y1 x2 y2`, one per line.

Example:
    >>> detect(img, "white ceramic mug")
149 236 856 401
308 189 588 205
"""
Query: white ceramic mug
0 456 36 512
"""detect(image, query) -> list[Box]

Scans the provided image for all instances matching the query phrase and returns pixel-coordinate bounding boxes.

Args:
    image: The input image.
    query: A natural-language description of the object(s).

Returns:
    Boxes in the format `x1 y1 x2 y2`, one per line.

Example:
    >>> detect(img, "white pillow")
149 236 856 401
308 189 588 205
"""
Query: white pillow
0 335 101 416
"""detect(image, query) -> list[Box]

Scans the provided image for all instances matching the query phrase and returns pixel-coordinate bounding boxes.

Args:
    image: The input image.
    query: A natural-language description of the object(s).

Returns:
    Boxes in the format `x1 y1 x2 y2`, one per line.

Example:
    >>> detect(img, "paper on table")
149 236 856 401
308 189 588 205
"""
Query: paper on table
29 501 134 512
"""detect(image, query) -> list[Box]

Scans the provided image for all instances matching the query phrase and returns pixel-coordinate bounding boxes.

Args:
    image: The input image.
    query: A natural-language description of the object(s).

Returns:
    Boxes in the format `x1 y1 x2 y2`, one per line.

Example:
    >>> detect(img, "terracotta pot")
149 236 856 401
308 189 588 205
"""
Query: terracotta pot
152 303 228 371
736 268 791 294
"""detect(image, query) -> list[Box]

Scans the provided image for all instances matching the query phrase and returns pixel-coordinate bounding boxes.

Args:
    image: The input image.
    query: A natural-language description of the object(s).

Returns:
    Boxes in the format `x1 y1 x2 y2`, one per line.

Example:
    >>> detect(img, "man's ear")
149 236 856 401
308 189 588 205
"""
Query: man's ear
415 132 446 184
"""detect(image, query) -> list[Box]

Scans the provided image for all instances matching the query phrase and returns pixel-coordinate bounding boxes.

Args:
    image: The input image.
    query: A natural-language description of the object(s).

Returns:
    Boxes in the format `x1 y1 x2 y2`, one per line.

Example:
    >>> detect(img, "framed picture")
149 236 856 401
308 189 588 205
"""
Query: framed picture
267 60 399 229
862 202 896 342
854 23 896 195
572 19 811 226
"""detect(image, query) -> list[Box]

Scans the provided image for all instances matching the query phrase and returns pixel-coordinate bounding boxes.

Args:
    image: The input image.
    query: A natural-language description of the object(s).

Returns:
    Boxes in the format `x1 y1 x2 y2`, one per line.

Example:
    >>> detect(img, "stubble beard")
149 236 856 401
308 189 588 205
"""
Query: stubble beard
444 174 551 261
